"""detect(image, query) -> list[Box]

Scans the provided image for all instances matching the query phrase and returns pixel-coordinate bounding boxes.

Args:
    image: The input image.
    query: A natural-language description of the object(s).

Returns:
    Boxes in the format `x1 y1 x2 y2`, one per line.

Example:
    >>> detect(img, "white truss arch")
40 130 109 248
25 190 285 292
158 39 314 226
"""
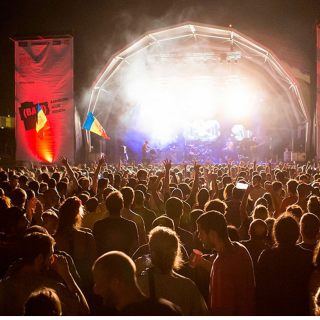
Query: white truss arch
85 22 310 154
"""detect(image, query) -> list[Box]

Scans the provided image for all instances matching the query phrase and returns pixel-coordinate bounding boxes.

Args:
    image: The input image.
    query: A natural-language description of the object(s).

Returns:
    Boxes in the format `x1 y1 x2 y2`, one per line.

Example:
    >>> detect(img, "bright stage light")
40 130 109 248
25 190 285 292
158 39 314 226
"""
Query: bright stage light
127 77 221 147
231 124 253 141
184 83 216 117
226 86 252 116
127 80 150 102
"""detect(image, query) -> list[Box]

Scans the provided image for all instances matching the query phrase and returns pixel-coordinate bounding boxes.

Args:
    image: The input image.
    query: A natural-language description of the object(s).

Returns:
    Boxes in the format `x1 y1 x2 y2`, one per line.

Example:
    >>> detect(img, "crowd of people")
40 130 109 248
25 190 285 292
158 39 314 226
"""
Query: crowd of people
1 156 320 316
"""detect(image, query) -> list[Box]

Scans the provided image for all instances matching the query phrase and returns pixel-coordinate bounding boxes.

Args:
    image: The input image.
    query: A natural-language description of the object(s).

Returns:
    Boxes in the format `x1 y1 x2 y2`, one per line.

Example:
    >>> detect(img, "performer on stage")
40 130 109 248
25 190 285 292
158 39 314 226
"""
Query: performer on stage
141 140 150 159
222 138 234 160
250 137 259 161
189 145 199 162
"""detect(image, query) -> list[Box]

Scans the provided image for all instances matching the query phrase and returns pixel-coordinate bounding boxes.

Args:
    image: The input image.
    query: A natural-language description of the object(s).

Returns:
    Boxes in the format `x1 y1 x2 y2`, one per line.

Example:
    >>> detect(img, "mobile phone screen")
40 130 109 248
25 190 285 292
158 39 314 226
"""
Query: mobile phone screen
236 182 248 190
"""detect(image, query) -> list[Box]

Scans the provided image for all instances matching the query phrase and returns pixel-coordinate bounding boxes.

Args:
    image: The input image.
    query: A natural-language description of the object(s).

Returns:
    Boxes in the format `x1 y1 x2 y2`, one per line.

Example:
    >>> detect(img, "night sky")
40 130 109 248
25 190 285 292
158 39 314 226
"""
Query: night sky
1 0 320 118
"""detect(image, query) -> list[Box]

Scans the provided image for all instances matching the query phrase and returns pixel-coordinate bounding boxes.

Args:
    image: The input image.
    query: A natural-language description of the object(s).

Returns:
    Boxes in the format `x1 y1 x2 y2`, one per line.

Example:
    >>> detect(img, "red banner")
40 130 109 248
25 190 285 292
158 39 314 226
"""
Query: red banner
15 37 74 163
317 26 320 160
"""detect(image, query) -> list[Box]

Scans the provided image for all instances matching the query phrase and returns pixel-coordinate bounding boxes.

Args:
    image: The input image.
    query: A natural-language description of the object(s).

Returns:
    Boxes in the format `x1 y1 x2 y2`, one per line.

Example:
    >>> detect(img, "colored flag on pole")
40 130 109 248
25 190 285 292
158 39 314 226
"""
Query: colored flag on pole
36 103 50 139
83 111 110 139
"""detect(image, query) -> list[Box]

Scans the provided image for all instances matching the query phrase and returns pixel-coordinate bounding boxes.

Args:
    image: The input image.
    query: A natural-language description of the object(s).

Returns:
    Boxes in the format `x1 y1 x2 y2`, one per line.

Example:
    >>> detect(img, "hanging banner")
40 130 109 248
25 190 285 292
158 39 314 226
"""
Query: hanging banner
317 25 320 160
15 37 74 163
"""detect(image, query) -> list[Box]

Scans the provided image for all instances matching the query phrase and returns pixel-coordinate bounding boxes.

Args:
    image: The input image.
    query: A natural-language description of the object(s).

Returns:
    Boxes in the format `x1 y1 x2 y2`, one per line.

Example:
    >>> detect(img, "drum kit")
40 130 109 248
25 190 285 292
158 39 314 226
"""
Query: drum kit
186 144 212 162
147 144 213 163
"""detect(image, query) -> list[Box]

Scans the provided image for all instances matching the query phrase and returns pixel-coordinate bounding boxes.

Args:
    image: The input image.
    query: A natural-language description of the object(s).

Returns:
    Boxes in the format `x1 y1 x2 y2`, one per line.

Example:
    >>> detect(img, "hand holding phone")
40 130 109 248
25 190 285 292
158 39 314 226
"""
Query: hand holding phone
236 182 248 190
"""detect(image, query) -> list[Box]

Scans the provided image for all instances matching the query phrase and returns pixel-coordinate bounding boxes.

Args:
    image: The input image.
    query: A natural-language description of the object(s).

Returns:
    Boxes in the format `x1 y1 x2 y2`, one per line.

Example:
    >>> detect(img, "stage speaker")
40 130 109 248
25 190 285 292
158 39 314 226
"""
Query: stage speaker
291 152 306 162
142 158 150 165
120 145 127 154
283 151 292 162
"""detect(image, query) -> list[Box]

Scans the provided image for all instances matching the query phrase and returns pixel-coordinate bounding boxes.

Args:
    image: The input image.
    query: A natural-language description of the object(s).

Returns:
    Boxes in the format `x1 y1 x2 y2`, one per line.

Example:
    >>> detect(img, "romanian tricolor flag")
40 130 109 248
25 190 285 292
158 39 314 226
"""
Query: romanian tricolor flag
36 103 50 139
83 111 110 139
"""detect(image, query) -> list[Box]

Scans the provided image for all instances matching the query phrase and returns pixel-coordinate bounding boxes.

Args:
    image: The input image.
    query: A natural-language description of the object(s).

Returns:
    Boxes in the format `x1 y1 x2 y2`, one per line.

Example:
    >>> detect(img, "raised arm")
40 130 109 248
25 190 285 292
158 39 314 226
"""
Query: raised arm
187 161 200 208
253 159 257 172
227 160 232 177
52 254 89 316
210 172 219 199
182 161 187 180
151 171 165 210
91 156 106 195
164 159 172 196
240 184 254 223
60 156 80 192
171 170 178 185
203 162 210 190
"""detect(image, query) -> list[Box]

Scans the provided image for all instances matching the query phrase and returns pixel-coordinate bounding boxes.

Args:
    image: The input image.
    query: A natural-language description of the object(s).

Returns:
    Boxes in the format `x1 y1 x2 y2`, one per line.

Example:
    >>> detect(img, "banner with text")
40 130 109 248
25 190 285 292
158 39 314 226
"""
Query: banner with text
15 37 74 163
317 25 320 160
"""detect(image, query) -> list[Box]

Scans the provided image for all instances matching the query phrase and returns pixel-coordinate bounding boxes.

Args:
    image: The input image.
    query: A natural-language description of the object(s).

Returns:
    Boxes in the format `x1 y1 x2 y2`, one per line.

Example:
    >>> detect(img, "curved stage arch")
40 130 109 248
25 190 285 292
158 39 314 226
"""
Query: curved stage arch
85 22 310 163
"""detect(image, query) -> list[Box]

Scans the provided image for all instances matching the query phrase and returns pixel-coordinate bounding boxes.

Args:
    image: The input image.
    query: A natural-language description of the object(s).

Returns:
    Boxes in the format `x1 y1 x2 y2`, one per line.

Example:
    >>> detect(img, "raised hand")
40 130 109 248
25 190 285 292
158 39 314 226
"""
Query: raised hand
98 156 106 166
163 158 172 171
194 161 201 173
182 161 187 170
26 197 38 213
59 156 68 166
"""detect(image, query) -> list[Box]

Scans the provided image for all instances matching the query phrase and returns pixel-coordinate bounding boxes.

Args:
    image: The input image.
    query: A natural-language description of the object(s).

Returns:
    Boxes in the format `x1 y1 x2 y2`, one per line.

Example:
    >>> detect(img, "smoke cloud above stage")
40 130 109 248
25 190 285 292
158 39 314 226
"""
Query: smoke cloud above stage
85 21 302 164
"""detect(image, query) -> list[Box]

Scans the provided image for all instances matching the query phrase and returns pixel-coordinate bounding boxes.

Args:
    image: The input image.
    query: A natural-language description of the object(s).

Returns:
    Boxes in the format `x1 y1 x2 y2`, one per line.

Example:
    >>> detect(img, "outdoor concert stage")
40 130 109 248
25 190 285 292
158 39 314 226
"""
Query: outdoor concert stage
85 22 309 165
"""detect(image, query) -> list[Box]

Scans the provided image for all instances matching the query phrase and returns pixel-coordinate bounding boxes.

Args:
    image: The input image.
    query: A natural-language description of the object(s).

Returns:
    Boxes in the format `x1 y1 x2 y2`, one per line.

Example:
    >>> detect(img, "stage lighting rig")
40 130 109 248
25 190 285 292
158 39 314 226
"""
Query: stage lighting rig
147 51 241 65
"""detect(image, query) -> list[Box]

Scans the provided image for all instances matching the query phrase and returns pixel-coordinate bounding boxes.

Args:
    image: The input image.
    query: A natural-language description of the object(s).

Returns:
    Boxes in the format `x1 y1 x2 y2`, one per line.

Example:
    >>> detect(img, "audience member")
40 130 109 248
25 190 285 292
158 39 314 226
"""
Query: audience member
133 189 156 235
24 287 62 316
137 226 208 315
165 197 193 254
120 187 147 245
54 197 96 293
92 251 182 315
256 213 313 315
0 232 89 315
196 211 255 316
299 213 320 251
93 191 139 256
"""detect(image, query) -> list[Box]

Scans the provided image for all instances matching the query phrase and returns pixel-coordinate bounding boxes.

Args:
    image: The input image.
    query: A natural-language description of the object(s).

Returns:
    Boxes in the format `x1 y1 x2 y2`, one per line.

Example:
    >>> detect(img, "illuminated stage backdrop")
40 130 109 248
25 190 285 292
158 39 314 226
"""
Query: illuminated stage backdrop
15 37 74 163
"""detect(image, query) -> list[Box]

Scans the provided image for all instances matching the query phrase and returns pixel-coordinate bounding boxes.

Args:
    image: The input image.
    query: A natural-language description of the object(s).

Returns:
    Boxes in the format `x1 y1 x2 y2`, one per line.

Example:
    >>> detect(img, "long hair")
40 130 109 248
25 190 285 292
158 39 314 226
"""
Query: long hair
148 226 184 274
56 196 82 233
